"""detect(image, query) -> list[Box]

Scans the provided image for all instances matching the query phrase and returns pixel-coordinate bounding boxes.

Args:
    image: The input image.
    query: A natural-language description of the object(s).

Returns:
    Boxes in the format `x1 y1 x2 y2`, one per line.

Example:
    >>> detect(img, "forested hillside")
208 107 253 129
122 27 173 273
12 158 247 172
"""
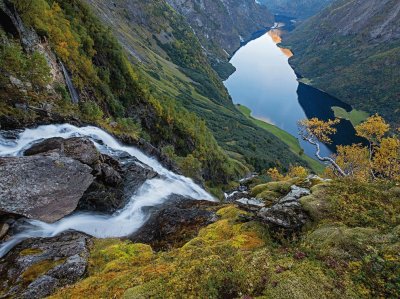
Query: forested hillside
166 0 273 79
283 0 400 125
0 0 313 193
81 1 313 174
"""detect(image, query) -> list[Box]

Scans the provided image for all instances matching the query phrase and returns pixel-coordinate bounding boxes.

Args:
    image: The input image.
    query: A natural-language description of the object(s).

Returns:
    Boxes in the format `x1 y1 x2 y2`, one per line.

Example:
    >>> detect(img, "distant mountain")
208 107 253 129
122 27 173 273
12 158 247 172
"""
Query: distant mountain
166 0 273 79
258 0 334 18
284 0 400 125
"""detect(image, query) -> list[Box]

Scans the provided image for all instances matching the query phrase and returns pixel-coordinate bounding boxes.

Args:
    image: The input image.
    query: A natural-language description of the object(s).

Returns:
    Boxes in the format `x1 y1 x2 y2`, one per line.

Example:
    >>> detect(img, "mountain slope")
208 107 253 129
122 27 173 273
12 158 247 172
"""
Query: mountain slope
283 0 400 125
166 0 274 78
83 0 314 172
259 0 333 18
0 0 315 189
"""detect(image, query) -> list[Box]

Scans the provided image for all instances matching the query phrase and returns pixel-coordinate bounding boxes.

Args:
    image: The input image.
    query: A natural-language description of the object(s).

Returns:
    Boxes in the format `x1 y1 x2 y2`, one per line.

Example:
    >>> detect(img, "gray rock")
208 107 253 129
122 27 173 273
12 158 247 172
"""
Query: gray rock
0 154 94 222
129 195 218 250
236 198 265 208
257 185 310 232
23 136 158 214
78 153 158 213
225 190 250 202
24 137 100 166
0 232 91 298
0 223 9 240
9 76 24 88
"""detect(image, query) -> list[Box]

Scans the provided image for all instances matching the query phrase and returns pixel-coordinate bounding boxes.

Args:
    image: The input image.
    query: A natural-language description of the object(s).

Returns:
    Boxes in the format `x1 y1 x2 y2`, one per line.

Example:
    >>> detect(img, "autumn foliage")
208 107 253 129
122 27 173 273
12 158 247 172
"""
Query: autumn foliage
299 114 400 182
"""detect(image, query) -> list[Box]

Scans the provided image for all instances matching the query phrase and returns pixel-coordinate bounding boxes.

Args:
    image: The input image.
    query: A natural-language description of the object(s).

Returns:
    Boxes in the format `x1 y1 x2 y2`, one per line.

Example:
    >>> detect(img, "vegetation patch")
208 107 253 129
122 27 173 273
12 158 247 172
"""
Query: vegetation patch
332 106 369 126
236 104 324 173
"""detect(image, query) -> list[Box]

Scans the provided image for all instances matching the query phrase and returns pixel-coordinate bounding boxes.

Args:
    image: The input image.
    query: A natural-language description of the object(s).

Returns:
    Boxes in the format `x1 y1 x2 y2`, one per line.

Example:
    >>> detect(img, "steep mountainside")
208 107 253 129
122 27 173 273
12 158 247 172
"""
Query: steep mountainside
0 0 313 191
165 0 274 78
259 0 333 18
83 0 312 172
283 0 400 125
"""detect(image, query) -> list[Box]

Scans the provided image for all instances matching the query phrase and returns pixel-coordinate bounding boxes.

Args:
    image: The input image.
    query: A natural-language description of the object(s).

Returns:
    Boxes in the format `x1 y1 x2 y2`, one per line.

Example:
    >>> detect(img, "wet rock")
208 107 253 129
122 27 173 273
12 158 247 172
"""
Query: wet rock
0 232 91 298
257 185 310 233
0 223 9 240
0 115 21 130
23 136 158 214
24 137 100 166
118 134 180 173
0 154 94 222
225 190 251 202
78 154 158 213
129 195 219 250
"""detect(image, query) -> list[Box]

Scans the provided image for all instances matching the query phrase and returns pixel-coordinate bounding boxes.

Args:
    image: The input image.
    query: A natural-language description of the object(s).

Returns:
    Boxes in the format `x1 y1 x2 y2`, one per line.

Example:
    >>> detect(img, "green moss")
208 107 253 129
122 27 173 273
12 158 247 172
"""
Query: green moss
22 258 65 284
20 248 43 256
251 178 298 197
255 190 280 205
50 206 271 298
262 259 357 299
236 104 325 173
303 224 378 260
300 183 332 221
48 179 400 298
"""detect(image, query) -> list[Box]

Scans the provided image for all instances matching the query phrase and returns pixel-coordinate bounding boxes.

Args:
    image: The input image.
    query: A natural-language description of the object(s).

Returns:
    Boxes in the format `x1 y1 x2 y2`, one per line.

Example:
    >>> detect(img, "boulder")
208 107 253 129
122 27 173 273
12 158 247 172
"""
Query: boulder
236 198 265 210
129 195 219 250
0 154 94 222
257 185 310 233
0 232 91 298
24 137 100 166
78 153 158 213
23 137 158 214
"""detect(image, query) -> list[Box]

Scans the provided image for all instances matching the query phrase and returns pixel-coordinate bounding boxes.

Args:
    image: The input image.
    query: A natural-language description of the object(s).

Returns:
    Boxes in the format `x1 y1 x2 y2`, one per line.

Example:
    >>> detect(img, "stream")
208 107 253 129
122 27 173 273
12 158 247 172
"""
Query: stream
0 124 213 258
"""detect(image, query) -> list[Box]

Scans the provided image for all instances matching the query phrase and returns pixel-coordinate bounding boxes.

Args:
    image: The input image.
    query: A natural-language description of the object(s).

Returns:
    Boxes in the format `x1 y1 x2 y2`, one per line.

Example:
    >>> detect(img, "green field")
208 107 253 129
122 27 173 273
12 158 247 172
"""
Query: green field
236 104 325 173
332 106 369 127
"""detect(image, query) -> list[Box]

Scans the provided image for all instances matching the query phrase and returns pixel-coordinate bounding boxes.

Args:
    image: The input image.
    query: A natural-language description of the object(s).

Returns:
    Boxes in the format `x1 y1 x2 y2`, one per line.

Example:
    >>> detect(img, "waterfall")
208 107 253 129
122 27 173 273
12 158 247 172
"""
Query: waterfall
0 124 214 258
60 63 80 104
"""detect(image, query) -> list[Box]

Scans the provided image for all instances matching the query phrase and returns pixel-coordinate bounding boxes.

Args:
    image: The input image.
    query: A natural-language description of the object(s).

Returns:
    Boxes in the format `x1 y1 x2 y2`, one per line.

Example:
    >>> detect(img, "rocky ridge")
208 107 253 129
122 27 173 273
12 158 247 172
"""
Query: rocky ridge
165 0 274 77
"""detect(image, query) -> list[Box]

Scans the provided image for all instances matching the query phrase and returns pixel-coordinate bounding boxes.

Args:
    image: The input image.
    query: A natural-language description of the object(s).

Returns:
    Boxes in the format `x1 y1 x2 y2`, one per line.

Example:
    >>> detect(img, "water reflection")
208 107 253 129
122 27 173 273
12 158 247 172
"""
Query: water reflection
224 28 362 159
268 30 293 58
297 83 366 152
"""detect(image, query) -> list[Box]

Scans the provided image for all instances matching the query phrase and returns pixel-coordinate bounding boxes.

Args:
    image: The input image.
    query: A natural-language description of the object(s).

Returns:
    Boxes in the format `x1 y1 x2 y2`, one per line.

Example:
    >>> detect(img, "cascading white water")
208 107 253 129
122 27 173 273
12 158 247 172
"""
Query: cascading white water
0 124 214 258
60 62 80 104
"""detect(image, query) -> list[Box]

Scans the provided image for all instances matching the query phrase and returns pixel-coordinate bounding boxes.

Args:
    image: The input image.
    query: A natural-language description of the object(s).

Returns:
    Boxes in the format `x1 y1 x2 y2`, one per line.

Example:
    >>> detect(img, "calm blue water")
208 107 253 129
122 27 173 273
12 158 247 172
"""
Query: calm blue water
224 30 362 158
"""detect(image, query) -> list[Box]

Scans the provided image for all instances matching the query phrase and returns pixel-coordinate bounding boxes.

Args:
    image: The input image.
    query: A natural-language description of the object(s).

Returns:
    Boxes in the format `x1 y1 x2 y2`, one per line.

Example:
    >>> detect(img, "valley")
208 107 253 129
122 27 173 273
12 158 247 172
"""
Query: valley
0 0 399 298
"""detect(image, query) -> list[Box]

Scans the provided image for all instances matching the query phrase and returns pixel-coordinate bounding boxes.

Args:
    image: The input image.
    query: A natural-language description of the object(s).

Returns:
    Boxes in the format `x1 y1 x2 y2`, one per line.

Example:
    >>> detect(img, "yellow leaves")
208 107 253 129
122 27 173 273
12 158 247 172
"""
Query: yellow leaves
266 166 308 181
298 118 340 144
288 166 309 179
335 144 370 181
355 114 390 144
267 167 285 181
373 137 400 181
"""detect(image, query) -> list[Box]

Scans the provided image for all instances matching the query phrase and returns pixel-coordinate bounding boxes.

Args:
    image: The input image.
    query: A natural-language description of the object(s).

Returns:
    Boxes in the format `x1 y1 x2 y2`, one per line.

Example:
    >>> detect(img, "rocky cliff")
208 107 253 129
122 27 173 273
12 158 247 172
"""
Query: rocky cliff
284 0 400 125
259 0 333 18
165 0 274 78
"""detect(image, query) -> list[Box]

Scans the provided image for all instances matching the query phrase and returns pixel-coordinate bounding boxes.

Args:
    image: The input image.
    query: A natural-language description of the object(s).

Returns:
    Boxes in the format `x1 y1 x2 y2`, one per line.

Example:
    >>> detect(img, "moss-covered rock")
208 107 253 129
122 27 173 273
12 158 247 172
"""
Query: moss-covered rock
303 223 378 260
47 180 400 298
262 258 357 299
251 178 300 197
300 183 332 222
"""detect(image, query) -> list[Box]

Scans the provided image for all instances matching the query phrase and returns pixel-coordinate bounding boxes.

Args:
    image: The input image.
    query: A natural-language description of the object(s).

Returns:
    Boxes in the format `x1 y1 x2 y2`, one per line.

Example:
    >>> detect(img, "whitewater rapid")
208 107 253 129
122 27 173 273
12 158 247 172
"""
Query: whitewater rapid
0 124 213 258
